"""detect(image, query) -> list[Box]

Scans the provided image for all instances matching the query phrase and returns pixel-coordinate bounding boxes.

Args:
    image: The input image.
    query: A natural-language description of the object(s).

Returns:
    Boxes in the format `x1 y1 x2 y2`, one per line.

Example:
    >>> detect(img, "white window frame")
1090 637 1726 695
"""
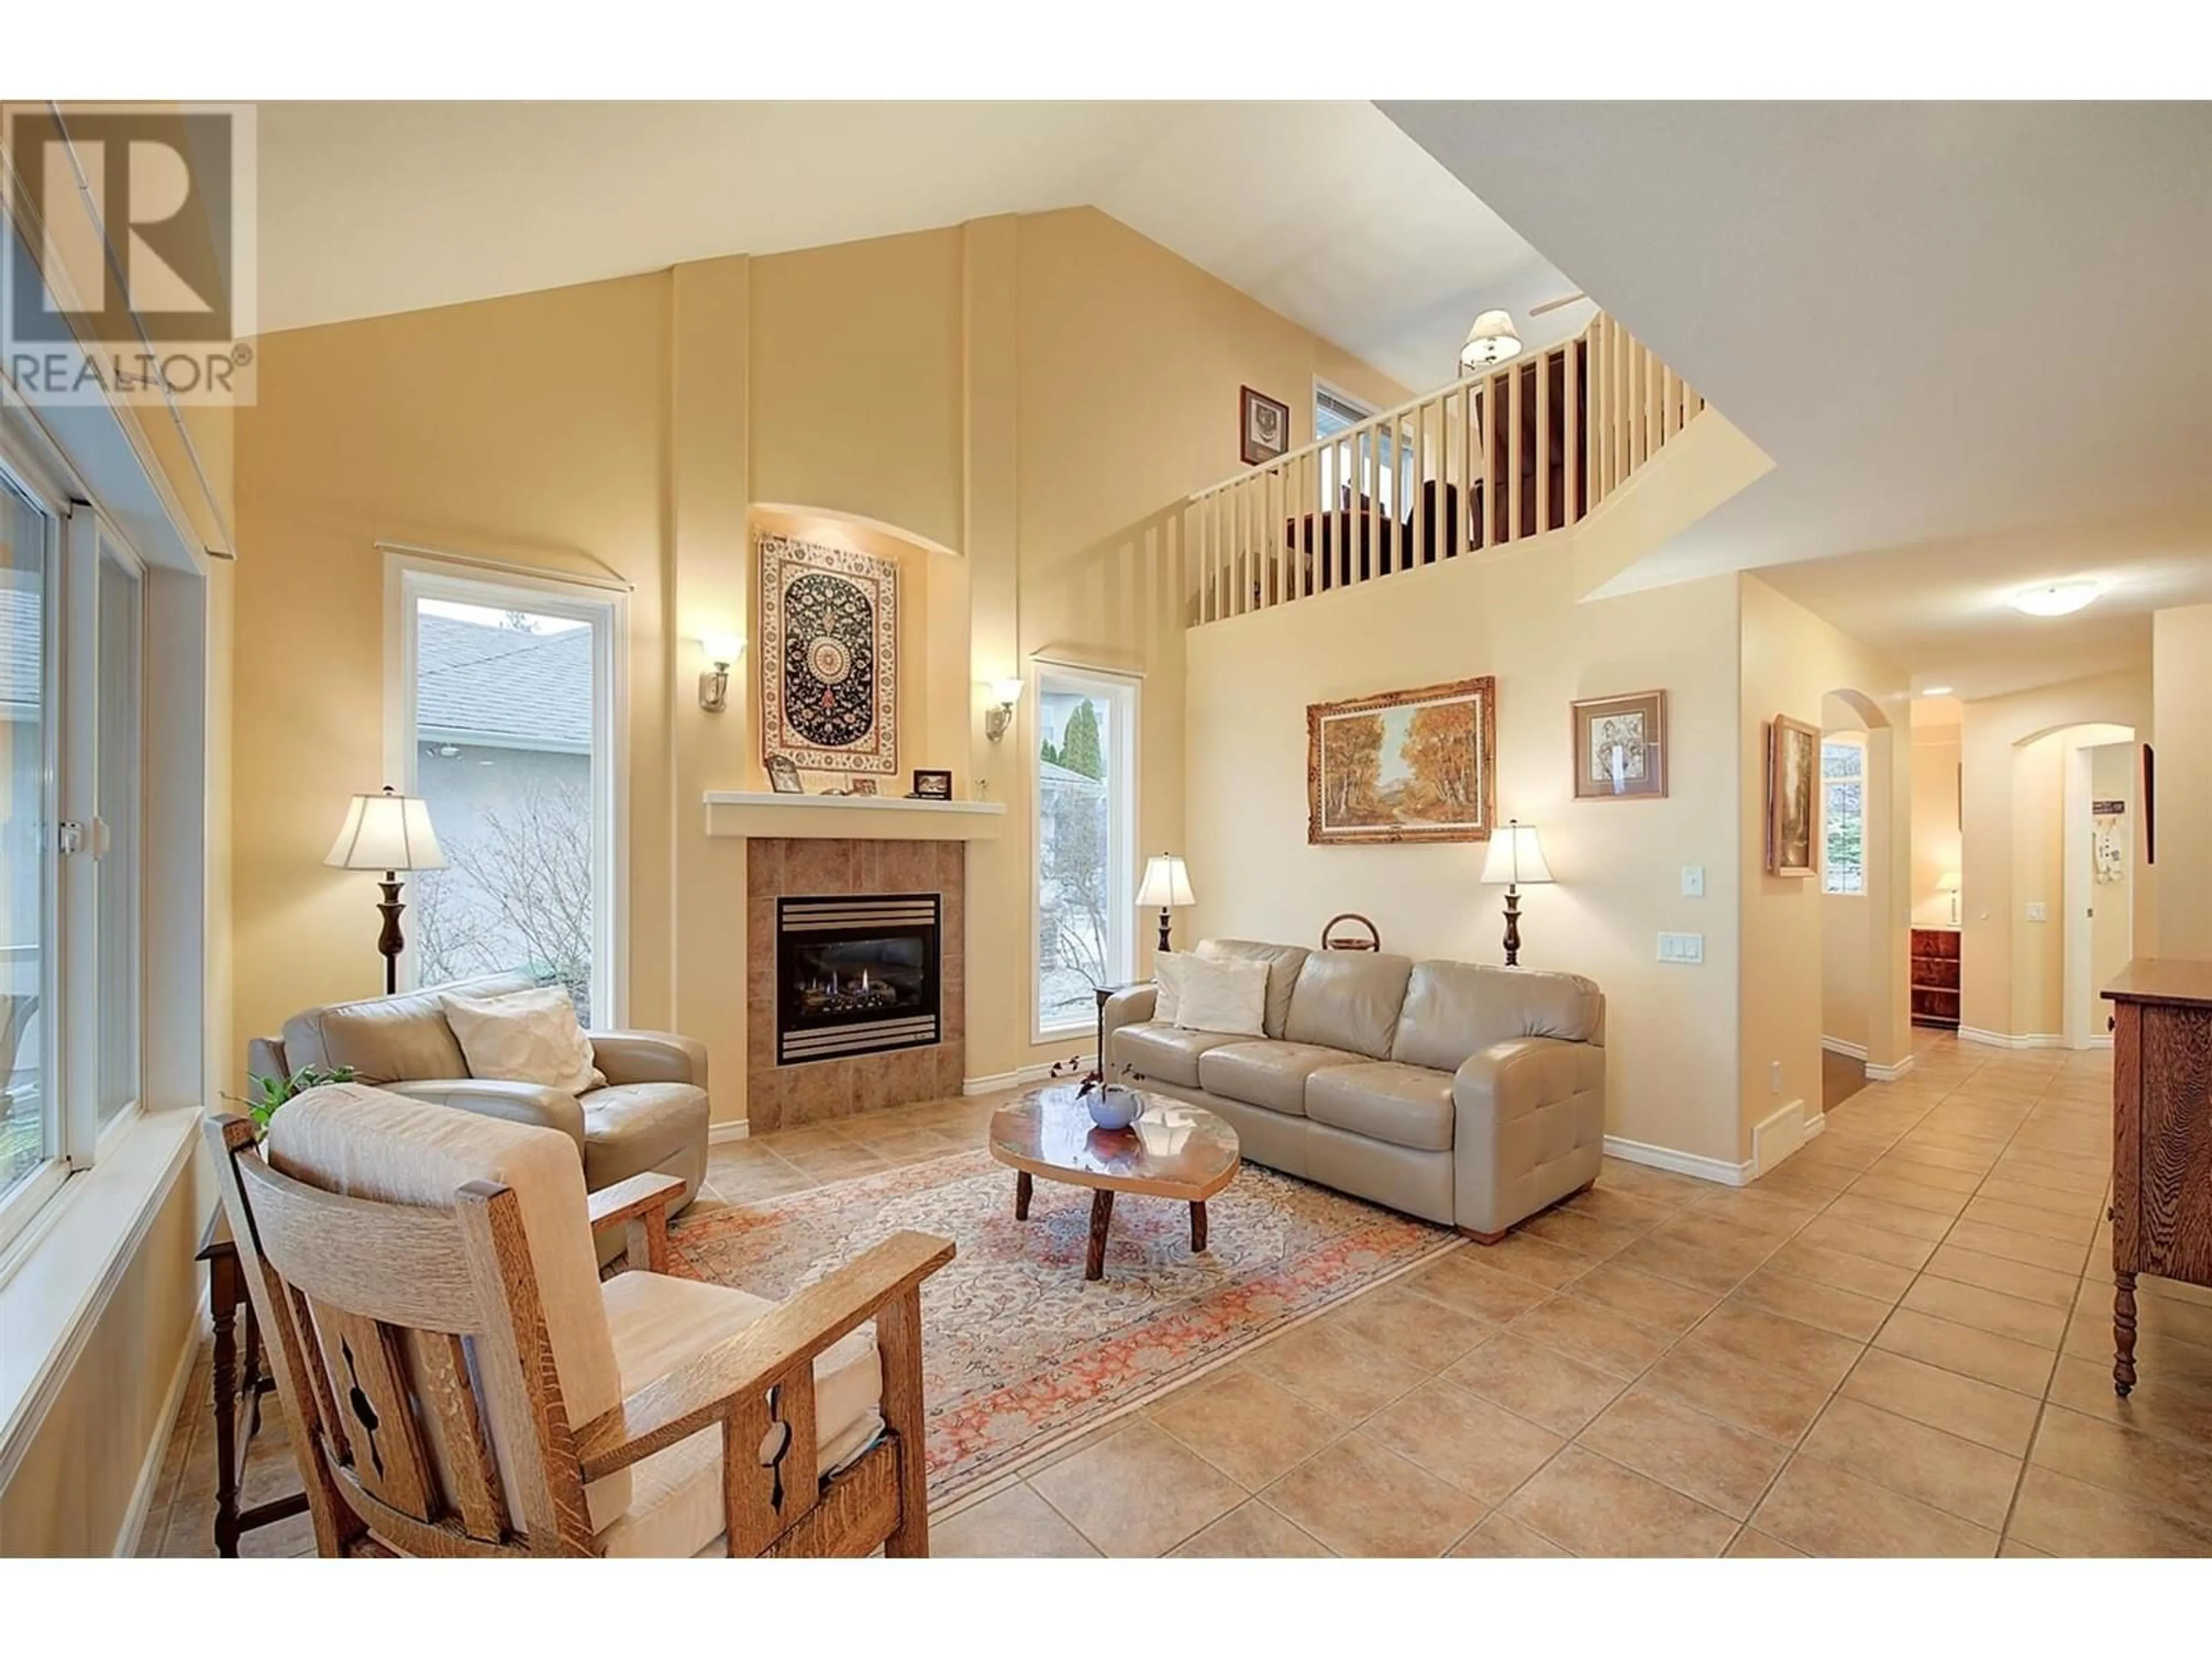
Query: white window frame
384 552 630 1026
1822 733 1867 896
1030 661 1141 1046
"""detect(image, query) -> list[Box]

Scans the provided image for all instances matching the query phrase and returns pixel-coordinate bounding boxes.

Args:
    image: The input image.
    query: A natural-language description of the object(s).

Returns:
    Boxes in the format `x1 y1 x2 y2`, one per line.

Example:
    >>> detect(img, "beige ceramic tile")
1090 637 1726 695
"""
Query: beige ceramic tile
1901 1274 2068 1350
1960 1195 2096 1246
2006 1464 2212 1557
1798 1395 2021 1531
1442 1334 1628 1438
1027 1420 1246 1556
1324 1284 1496 1372
1261 1431 1484 1558
1449 1513 1571 1557
1763 1237 1916 1304
1397 1249 1553 1323
1732 1267 1892 1342
1147 1366 1345 1490
1244 1319 1430 1419
1501 1445 1737 1557
1637 1335 1837 1445
1751 1455 1997 1557
1565 1260 1725 1337
2030 1405 2212 1527
1839 1346 2042 1457
1167 1501 1332 1558
1725 1528 1808 1557
1694 1300 1865 1391
1577 1386 1790 1520
1921 1244 2081 1312
1846 1172 1972 1217
1873 1308 2058 1398
1362 1380 1565 1504
1469 1230 1600 1291
1506 1293 1676 1380
1792 1214 1938 1271
1942 1217 2089 1275
1823 1192 1953 1243
1521 1206 1649 1260
931 1482 1100 1557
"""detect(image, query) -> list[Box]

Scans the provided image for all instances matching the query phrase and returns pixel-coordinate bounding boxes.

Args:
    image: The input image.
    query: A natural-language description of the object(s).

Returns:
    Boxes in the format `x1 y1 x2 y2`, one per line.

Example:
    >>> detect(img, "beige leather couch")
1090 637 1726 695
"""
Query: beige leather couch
1104 941 1604 1240
248 972 710 1263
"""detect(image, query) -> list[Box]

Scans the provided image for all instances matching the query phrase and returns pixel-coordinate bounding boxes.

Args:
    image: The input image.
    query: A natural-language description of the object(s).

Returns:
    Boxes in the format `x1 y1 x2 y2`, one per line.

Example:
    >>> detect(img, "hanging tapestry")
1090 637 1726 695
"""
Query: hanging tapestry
758 532 899 777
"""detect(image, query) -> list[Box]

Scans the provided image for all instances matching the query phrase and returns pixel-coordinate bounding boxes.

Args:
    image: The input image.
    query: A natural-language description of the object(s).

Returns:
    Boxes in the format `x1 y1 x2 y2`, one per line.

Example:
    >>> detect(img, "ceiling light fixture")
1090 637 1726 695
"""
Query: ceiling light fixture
1458 309 1521 376
2008 580 2104 618
1920 686 1954 698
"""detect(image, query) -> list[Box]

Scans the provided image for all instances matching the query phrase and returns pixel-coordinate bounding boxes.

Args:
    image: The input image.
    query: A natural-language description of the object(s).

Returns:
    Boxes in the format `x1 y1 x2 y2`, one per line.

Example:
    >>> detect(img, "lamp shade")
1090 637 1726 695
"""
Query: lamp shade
1135 854 1196 909
700 631 744 668
325 787 446 872
990 677 1026 706
1459 308 1522 374
1480 821 1552 886
1937 872 1963 893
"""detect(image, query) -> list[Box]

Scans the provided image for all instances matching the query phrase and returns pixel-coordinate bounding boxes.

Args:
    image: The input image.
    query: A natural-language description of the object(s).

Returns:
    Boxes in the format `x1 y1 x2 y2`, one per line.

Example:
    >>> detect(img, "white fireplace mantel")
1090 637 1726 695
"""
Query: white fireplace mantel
702 791 1007 842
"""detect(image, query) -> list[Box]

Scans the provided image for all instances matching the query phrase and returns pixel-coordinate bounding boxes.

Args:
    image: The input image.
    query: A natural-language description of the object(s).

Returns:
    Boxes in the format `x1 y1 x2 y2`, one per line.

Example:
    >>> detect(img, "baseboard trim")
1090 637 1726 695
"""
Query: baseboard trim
2084 1035 2114 1051
964 1056 1093 1097
1750 1099 1817 1177
706 1120 750 1145
1867 1054 1917 1083
116 1277 209 1556
1603 1135 1753 1188
1960 1027 2068 1051
1821 1036 1868 1061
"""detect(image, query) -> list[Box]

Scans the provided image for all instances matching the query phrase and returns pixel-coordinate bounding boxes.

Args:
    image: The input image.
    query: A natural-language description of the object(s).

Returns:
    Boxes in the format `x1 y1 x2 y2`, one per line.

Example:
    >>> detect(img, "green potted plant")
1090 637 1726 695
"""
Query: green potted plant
236 1065 358 1138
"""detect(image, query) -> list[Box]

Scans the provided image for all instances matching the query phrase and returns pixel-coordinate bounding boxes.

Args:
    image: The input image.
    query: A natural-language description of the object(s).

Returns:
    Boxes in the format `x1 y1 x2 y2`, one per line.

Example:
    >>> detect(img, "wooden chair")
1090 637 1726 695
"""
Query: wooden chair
202 1082 955 1557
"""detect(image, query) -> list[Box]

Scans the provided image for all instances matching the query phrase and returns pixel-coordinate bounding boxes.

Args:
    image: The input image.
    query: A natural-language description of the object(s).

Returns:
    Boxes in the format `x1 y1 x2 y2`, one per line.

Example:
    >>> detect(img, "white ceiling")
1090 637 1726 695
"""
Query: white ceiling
1382 101 2212 697
254 100 1586 389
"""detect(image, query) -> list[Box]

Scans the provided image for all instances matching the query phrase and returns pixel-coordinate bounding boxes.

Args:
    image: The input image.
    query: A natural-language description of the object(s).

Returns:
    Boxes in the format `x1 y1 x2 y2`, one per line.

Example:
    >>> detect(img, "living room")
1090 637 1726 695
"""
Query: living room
3 24 2211 1639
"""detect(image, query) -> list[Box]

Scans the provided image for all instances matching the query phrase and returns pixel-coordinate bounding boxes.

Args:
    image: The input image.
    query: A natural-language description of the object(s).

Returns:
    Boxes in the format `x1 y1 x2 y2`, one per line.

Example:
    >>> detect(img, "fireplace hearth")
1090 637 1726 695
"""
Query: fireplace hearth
776 893 942 1064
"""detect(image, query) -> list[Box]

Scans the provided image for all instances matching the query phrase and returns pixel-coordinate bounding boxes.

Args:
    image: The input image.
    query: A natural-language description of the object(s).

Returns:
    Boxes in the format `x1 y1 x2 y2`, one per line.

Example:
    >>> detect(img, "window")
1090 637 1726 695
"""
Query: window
95 544 144 1127
1 474 59 1231
391 559 626 1024
1034 665 1138 1040
1823 736 1866 894
1315 380 1411 514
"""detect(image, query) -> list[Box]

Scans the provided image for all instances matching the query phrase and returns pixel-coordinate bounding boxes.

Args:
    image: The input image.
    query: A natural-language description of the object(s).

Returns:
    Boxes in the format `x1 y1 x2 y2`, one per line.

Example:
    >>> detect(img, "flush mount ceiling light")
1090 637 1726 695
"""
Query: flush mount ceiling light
1919 686 1954 697
2008 579 2104 618
1458 309 1521 375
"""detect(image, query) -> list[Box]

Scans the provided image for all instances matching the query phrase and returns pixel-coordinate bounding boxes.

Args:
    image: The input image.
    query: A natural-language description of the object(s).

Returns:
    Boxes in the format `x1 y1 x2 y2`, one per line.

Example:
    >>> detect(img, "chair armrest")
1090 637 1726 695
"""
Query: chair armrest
589 1030 709 1088
1451 1038 1606 1236
378 1077 587 1152
586 1169 687 1232
1101 985 1159 1065
574 1229 956 1481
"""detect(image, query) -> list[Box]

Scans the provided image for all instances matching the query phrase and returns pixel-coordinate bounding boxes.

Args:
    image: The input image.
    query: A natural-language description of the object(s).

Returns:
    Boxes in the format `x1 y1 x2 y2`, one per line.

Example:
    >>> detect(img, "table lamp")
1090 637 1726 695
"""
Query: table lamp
326 786 447 994
1135 854 1196 953
1938 870 1962 926
1479 820 1552 967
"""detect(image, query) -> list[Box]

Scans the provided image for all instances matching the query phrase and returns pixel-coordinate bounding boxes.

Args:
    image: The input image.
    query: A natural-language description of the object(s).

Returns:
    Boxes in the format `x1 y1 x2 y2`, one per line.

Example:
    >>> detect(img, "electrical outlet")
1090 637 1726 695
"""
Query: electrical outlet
1656 932 1704 964
1681 865 1705 897
2025 901 2048 923
1770 1060 1783 1096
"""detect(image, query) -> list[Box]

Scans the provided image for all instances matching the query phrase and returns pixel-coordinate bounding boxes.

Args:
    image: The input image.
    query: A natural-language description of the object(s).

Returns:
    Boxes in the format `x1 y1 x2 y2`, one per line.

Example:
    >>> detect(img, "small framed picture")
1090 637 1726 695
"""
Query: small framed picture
766 754 805 795
910 768 953 800
1240 385 1290 467
849 777 878 797
1572 691 1668 801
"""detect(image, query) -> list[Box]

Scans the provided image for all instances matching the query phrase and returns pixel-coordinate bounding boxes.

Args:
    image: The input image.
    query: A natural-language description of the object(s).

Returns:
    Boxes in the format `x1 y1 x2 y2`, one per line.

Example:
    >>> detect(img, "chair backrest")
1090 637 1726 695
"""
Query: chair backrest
206 1082 630 1556
275 971 544 1082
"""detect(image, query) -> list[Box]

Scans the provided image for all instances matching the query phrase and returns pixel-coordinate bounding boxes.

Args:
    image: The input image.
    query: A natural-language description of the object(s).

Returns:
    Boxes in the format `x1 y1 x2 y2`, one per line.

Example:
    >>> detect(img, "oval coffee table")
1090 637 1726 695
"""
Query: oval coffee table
988 1084 1240 1281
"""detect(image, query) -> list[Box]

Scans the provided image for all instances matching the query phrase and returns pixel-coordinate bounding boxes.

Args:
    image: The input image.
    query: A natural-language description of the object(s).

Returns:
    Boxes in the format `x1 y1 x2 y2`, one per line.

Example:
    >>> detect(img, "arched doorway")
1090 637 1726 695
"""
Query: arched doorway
1820 688 1910 1106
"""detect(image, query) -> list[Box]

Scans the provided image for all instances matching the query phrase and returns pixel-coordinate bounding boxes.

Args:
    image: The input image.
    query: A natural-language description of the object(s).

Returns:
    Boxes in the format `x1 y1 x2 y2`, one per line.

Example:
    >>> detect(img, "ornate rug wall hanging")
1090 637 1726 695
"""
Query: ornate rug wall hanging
759 531 899 777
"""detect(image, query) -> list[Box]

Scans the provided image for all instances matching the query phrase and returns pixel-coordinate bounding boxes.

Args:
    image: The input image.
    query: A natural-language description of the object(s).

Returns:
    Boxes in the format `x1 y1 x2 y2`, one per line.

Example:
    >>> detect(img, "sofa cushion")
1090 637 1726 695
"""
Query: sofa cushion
582 1082 712 1193
1282 951 1414 1060
278 971 541 1082
1391 962 1607 1073
1113 1021 1244 1088
444 983 602 1096
1305 1062 1456 1153
1172 956 1267 1037
596 1272 882 1558
1197 940 1311 1039
1198 1041 1363 1117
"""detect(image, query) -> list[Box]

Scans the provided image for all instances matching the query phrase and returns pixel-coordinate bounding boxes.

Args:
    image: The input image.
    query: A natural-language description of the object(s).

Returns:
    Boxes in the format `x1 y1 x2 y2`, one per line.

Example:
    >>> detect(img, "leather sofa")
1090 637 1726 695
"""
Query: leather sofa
1103 941 1605 1240
248 972 710 1264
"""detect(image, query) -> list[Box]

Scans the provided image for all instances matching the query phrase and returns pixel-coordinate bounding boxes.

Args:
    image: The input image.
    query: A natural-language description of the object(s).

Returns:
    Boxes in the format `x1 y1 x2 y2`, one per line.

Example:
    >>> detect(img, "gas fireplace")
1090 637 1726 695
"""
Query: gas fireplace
775 893 942 1064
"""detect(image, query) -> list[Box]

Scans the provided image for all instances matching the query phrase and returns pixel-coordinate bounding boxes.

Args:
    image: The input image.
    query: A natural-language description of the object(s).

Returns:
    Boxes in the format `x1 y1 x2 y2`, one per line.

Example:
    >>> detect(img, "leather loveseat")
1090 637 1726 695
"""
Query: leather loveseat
248 972 710 1263
1103 941 1605 1240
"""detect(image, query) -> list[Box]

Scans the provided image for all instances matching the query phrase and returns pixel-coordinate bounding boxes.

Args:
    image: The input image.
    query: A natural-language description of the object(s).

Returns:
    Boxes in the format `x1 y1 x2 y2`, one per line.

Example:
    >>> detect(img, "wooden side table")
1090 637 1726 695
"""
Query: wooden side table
196 1210 310 1556
1093 980 1143 1070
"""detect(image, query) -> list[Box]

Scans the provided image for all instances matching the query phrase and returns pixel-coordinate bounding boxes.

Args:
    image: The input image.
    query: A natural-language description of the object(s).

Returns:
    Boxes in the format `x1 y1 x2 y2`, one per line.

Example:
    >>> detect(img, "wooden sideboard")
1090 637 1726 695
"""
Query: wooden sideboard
1911 926 1961 1030
2104 959 2212 1396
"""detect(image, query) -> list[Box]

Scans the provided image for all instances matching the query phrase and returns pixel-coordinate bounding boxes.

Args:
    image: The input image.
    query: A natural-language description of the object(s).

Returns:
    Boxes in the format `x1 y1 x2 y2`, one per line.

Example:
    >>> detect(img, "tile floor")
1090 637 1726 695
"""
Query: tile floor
135 1036 2212 1558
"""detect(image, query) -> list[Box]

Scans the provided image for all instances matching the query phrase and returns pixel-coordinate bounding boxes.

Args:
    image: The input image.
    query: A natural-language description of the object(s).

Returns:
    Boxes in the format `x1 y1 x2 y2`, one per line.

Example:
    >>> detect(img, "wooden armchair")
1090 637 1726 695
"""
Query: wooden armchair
202 1082 955 1557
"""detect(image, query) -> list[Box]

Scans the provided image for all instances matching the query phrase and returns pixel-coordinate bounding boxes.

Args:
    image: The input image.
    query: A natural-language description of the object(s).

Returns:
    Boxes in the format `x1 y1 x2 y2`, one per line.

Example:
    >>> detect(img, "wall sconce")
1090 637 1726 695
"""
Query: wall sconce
984 677 1024 744
699 634 743 713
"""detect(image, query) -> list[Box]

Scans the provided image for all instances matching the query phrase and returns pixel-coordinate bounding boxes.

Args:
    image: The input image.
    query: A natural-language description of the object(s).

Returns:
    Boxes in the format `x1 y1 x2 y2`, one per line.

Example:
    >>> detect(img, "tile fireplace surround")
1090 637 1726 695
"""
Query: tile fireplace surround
745 836 967 1133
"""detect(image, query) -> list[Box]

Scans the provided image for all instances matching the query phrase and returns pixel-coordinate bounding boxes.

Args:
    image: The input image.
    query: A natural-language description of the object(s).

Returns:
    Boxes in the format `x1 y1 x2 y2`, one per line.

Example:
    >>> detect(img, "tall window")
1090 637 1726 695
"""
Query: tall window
1316 380 1411 514
1034 666 1137 1040
1823 736 1866 895
393 561 624 1024
1 475 56 1225
96 544 144 1127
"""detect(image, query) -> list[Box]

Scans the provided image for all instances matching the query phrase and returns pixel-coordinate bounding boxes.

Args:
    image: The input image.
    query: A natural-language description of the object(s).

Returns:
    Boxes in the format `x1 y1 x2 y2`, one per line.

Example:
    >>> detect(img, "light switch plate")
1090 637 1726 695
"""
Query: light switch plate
1657 931 1705 964
1681 865 1705 897
2025 902 2048 923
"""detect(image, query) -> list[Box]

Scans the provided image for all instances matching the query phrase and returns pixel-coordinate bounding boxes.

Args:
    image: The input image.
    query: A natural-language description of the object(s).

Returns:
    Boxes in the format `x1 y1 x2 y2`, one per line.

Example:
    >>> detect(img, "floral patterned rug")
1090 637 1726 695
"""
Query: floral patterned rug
669 1147 1458 1505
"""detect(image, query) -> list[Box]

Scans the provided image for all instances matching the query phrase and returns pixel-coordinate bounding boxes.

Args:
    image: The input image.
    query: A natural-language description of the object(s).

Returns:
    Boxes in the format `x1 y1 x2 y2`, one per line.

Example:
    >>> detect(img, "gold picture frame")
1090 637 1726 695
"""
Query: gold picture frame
1307 676 1497 846
1767 713 1821 877
1571 691 1668 801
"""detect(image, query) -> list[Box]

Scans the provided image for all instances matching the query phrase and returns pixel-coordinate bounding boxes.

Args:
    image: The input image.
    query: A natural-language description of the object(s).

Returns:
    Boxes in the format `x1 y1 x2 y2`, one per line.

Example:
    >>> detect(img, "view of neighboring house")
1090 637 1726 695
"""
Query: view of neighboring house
411 608 599 1018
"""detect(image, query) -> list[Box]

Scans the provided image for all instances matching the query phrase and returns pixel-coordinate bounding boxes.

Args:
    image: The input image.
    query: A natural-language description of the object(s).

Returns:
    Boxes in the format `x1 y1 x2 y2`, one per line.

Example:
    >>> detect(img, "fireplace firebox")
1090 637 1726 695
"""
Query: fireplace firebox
775 893 941 1065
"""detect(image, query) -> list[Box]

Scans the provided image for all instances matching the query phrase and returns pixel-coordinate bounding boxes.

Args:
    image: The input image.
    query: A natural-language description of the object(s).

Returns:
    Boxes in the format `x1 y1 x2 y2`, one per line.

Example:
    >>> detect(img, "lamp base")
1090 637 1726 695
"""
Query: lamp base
376 872 408 996
1501 886 1522 968
1156 908 1174 954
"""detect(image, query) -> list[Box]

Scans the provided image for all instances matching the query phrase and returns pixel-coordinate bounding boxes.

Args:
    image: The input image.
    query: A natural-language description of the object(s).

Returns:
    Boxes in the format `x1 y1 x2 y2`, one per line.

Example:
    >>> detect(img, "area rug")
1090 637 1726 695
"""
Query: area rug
669 1147 1457 1504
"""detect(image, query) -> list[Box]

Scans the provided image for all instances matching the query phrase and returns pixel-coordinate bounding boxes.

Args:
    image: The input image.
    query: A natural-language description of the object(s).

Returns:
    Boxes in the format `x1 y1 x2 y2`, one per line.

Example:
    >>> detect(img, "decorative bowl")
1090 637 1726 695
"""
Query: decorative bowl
1086 1084 1142 1131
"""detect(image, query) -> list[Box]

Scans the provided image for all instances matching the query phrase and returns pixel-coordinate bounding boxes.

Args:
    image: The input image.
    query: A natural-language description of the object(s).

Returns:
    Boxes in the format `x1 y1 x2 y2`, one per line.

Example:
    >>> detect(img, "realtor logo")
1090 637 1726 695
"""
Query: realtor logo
3 103 256 404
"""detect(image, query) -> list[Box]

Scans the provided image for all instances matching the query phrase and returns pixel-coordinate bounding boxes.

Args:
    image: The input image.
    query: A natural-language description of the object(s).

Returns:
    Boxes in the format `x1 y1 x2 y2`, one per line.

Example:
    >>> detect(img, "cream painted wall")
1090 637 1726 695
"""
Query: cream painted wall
2153 604 2212 960
1910 728 1963 927
1185 545 1746 1166
1957 671 2152 1041
1738 578 1910 1152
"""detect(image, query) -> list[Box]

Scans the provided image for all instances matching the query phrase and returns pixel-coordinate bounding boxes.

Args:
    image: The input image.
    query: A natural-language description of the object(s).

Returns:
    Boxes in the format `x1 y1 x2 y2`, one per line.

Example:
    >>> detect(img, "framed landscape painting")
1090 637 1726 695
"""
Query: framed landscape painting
1308 676 1496 845
1767 713 1821 876
1572 690 1667 801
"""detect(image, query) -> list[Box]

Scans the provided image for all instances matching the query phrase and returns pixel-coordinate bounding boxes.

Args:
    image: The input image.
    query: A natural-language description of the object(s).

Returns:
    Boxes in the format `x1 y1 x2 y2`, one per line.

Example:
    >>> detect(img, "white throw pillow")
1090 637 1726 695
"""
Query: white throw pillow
442 985 601 1097
1172 956 1268 1037
1152 952 1195 1023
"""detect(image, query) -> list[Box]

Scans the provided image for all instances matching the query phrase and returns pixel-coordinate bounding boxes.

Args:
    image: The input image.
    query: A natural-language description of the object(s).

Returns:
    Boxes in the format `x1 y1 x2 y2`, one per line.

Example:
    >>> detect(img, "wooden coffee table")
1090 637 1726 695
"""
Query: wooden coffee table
988 1084 1240 1281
